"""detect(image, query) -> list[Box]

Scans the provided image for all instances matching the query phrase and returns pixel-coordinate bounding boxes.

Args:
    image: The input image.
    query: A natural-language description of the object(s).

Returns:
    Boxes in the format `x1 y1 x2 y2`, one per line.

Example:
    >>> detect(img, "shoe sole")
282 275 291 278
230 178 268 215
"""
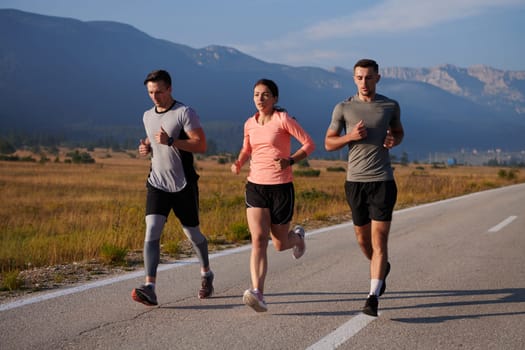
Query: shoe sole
293 227 306 259
198 287 214 299
362 296 379 317
362 307 378 317
293 246 305 259
243 291 267 312
292 249 306 260
131 289 158 306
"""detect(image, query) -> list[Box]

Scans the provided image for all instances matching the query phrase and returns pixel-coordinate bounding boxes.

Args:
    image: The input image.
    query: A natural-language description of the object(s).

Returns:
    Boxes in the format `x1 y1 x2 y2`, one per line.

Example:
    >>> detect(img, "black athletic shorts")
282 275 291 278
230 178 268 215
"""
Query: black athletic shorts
344 180 397 226
145 181 200 227
245 181 295 225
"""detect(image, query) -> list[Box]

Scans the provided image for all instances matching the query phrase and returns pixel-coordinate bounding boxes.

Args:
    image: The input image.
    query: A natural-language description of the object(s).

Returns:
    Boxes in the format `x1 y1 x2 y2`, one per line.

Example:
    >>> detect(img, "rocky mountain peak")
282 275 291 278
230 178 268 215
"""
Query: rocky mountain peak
382 64 525 114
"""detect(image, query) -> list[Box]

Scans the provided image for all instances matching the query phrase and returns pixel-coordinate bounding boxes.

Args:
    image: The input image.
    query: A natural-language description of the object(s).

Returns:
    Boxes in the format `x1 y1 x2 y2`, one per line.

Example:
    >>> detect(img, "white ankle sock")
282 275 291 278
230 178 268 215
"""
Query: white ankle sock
369 279 383 296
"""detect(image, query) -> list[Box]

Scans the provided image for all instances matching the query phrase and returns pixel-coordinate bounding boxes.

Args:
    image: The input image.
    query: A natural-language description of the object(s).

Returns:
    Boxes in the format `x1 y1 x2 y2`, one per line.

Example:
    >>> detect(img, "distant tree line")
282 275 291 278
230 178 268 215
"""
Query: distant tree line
0 131 138 152
2 132 524 168
0 131 221 161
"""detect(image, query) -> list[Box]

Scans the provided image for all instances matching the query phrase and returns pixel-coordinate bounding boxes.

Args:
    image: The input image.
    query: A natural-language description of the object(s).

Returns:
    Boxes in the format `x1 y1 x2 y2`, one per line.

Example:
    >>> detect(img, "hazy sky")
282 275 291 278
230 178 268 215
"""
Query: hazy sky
2 0 524 71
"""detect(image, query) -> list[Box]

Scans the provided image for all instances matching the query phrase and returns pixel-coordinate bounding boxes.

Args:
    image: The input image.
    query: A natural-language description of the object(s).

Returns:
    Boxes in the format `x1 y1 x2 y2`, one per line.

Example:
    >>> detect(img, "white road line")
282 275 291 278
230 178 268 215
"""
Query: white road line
0 270 140 312
1 186 508 312
306 313 376 350
2 183 522 347
488 215 517 233
0 262 192 312
0 243 274 312
0 224 352 313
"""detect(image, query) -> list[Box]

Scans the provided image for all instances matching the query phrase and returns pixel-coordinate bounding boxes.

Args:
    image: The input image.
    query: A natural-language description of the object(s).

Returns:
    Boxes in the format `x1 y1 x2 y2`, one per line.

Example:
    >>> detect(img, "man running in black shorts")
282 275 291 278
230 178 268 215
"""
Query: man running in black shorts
131 70 214 306
324 59 404 316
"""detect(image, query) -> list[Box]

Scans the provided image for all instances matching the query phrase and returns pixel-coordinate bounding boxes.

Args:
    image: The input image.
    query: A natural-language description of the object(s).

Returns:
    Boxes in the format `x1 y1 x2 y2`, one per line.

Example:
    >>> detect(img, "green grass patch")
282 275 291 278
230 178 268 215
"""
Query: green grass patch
1 270 23 291
227 222 251 241
326 166 346 172
99 243 128 265
294 169 321 177
163 240 181 257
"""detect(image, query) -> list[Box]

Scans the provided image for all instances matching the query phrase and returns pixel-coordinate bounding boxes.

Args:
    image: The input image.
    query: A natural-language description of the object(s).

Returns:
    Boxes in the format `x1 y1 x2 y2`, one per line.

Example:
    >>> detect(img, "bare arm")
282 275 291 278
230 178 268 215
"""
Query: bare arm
172 128 207 154
324 120 367 151
156 127 207 154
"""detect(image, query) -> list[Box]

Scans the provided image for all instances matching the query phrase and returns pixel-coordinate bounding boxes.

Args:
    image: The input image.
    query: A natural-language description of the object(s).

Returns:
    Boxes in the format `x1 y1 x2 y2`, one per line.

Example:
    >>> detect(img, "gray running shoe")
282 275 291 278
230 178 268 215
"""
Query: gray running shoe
243 289 268 312
131 284 158 306
198 271 214 299
292 225 306 259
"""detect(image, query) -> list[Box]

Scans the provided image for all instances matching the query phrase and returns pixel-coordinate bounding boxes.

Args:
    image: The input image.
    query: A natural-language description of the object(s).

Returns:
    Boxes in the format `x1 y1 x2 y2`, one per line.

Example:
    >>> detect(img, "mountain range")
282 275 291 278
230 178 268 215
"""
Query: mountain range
1 9 524 161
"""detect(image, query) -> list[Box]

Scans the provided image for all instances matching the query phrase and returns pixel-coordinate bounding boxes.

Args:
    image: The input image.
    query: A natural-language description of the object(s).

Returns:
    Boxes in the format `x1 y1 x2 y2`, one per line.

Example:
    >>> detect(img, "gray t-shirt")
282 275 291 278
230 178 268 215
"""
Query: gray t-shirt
143 101 201 192
328 94 401 182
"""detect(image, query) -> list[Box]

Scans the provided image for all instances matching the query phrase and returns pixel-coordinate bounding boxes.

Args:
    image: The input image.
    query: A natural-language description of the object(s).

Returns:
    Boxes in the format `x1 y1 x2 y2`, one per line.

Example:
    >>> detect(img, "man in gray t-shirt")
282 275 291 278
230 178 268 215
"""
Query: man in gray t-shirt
325 59 404 317
131 70 214 306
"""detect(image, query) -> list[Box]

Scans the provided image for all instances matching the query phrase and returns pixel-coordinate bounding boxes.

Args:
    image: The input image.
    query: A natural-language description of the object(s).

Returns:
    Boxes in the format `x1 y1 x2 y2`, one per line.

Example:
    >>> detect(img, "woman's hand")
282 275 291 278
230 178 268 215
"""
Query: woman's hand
274 158 292 170
231 160 241 175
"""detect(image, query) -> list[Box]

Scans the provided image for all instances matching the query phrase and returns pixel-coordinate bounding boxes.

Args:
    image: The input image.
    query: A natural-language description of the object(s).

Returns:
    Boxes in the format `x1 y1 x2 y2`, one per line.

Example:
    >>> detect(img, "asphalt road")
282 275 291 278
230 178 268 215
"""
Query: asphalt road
1 183 524 350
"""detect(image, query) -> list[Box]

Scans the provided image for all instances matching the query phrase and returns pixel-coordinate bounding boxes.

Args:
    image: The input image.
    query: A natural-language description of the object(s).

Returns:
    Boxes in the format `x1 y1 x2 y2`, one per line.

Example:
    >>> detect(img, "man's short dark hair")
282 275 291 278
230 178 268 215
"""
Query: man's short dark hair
354 59 379 73
144 70 172 86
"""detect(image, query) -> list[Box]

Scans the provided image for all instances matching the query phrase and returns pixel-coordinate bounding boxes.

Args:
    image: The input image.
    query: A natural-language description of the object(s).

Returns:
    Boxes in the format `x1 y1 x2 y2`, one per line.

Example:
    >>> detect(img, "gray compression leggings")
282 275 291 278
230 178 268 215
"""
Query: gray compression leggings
144 214 210 278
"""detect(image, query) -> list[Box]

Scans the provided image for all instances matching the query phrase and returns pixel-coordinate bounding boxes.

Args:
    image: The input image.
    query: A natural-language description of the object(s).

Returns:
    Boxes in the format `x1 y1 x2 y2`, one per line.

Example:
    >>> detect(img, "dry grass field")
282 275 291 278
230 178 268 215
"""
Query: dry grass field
0 148 523 291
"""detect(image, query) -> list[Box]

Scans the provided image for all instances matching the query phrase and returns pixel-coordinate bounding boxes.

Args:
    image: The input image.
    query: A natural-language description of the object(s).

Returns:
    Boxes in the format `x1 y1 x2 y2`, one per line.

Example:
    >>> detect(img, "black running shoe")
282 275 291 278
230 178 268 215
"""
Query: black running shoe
379 262 391 297
131 284 158 306
362 295 378 317
198 272 214 299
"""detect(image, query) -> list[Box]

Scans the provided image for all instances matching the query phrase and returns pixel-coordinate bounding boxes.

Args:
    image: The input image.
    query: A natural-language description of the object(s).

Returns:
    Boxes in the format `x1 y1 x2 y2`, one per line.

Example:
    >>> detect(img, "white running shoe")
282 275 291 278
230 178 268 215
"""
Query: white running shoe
243 289 268 312
292 225 306 259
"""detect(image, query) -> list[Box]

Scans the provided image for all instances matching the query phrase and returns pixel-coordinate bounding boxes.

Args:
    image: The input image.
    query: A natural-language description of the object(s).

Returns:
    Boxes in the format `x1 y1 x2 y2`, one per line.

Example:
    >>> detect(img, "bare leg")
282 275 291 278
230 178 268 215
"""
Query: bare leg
355 221 390 279
246 207 271 293
370 220 390 280
354 223 372 259
269 223 300 251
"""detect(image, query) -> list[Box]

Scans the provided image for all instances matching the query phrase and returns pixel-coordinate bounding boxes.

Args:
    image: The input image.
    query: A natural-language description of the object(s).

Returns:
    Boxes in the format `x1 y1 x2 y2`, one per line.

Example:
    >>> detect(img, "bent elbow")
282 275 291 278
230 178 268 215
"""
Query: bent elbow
324 142 335 152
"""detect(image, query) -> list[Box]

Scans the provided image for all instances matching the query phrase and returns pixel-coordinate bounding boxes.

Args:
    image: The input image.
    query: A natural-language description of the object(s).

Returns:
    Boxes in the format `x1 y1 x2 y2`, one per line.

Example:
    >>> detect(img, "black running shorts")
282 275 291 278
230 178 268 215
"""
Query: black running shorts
245 181 295 225
145 181 200 227
344 180 397 226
